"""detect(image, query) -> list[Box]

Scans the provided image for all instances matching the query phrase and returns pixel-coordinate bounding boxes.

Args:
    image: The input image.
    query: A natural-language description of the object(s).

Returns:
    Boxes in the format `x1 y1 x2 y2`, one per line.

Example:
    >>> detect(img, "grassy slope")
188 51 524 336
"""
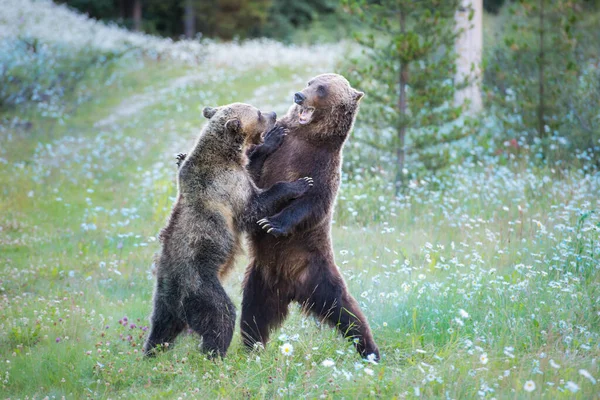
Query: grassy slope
0 55 599 400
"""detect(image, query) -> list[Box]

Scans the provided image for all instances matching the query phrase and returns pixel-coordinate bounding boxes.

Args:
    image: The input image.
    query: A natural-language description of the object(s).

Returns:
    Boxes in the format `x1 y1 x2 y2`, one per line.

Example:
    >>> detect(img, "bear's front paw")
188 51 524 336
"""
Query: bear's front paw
176 153 187 168
261 126 287 152
257 217 286 237
292 176 313 197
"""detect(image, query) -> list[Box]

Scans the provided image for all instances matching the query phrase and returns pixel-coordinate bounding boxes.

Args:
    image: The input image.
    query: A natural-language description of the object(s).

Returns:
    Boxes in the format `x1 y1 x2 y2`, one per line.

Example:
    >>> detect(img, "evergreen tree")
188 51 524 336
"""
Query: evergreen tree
343 0 472 191
484 0 599 161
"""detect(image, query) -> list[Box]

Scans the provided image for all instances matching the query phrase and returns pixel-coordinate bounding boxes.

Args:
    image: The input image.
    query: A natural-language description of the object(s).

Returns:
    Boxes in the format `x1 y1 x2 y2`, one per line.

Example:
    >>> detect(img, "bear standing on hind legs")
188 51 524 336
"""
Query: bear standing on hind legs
242 74 380 361
144 103 313 359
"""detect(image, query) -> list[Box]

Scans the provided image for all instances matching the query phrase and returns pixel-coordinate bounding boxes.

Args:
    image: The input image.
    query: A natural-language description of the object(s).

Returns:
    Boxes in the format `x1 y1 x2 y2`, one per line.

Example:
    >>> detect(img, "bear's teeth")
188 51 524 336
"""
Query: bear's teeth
298 107 315 125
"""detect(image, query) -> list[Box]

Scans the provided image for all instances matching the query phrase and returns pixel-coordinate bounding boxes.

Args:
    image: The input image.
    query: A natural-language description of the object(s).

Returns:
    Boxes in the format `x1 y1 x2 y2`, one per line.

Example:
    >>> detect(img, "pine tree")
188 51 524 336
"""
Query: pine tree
485 0 588 158
343 0 472 191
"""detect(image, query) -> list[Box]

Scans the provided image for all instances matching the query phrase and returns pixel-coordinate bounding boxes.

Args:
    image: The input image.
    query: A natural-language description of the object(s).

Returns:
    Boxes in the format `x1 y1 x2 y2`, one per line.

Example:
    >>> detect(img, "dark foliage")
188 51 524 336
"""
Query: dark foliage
56 0 341 40
484 0 505 14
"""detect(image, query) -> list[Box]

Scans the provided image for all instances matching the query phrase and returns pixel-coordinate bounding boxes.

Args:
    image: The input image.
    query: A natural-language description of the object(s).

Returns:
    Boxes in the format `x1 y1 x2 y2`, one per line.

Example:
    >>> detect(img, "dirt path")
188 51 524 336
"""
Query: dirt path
94 69 307 129
93 73 209 128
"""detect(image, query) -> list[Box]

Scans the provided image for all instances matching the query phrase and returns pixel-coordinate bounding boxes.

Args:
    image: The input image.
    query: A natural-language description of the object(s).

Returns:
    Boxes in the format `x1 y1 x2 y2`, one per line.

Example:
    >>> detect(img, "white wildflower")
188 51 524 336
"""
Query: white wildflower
322 359 335 367
366 353 378 364
279 343 293 357
565 381 579 393
479 353 488 365
523 380 536 392
579 369 597 384
278 333 288 341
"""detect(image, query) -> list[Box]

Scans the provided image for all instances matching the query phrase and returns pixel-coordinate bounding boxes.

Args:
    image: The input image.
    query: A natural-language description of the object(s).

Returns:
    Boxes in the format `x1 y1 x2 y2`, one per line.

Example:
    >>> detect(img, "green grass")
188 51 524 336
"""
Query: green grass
0 54 598 399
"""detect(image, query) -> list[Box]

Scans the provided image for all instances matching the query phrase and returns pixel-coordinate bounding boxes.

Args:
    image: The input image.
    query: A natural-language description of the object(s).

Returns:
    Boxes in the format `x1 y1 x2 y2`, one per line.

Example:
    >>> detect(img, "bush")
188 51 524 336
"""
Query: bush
0 37 121 120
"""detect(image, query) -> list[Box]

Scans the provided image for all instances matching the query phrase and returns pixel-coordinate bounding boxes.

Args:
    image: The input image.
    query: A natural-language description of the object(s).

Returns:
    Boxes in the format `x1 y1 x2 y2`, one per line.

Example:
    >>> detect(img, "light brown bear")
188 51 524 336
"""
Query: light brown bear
144 103 313 358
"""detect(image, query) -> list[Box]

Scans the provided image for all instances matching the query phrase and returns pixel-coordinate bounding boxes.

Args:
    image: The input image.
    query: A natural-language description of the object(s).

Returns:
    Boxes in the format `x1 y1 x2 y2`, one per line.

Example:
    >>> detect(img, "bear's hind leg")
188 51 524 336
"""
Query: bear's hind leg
183 280 236 359
302 271 380 361
144 296 185 357
240 265 291 350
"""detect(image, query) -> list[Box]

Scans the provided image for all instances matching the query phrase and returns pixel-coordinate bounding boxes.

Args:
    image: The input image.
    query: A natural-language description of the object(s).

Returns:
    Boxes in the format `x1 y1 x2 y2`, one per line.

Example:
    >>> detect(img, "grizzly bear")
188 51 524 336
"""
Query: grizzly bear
144 103 313 358
241 74 380 360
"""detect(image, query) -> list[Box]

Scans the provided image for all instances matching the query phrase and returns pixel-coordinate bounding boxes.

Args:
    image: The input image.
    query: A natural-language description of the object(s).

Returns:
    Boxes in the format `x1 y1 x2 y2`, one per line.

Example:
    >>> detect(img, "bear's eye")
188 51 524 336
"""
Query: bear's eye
317 85 326 97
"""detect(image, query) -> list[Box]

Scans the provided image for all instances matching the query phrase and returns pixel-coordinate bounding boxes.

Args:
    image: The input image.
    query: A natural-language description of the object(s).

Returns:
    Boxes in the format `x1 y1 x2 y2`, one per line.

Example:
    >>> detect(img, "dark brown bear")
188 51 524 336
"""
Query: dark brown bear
242 74 380 361
144 103 313 358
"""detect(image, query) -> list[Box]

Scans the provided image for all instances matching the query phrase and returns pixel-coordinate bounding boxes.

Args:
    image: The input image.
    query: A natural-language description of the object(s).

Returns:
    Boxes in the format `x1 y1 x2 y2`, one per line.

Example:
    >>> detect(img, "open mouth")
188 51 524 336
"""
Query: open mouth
298 106 315 125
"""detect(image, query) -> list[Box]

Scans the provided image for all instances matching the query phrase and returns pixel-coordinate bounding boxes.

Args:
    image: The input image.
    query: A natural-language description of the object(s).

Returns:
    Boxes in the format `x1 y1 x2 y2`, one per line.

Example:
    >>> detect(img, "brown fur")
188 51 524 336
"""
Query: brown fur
241 74 380 360
144 103 313 358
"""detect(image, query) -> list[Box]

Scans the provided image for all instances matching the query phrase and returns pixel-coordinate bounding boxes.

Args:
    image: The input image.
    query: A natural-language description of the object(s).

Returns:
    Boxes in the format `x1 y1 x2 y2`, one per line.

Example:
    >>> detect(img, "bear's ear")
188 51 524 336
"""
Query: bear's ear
224 118 241 134
203 106 218 119
353 90 364 102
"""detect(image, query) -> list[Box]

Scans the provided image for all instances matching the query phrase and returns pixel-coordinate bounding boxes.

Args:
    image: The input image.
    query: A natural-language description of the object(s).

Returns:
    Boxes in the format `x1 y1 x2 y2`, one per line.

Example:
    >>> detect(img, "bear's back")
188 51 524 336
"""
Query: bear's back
159 129 252 277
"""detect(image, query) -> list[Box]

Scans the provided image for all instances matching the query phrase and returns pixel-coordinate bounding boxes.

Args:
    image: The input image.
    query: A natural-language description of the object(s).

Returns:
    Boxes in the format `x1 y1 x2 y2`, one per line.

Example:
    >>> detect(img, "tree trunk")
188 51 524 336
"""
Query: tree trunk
133 0 142 32
454 0 483 114
118 0 125 20
395 10 408 195
538 0 545 140
184 0 196 39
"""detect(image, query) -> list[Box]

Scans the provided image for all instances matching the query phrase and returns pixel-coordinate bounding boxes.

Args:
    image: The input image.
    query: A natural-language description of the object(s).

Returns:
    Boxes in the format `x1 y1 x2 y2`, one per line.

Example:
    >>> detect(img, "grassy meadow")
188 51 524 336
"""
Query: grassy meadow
1 1 599 399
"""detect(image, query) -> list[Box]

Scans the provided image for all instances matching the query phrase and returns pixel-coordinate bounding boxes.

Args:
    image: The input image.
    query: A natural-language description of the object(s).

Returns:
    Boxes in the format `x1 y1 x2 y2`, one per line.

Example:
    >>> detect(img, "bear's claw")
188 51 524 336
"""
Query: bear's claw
262 126 287 151
176 153 187 168
257 218 269 226
301 177 314 186
292 177 313 197
257 217 285 237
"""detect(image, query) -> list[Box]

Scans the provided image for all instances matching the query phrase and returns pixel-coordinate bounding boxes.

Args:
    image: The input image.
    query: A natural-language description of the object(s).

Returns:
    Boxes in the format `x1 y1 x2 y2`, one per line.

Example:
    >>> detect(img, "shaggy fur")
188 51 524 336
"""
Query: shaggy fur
241 74 380 360
144 103 313 358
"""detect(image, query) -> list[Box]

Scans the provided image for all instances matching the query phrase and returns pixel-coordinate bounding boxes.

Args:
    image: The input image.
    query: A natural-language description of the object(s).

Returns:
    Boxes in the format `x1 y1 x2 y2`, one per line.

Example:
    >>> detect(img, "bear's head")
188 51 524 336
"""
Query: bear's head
292 73 364 128
203 102 276 146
